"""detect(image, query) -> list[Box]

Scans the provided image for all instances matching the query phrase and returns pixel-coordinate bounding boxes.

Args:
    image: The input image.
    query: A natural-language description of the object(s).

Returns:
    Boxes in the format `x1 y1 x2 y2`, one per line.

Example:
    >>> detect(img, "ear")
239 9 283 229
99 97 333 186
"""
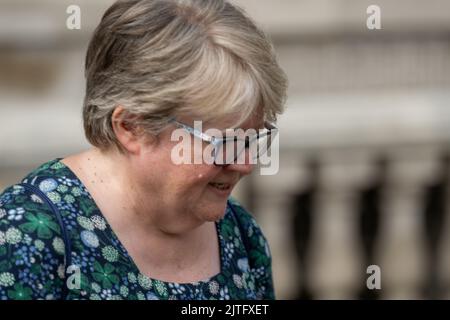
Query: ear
111 106 143 154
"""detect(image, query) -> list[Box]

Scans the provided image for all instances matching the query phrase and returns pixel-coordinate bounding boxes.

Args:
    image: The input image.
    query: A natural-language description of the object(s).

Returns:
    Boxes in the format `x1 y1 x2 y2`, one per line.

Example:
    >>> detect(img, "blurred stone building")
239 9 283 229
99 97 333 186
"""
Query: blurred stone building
1 0 450 299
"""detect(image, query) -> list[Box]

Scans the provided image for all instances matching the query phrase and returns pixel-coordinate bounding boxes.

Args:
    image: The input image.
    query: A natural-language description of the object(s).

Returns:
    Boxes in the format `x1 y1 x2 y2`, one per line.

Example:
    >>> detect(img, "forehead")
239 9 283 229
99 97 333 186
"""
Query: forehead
205 112 265 131
177 109 265 131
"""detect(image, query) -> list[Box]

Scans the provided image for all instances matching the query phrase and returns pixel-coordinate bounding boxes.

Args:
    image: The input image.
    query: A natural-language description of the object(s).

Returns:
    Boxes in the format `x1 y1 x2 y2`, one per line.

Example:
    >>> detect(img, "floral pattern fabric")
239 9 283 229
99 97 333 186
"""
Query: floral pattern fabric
0 159 274 300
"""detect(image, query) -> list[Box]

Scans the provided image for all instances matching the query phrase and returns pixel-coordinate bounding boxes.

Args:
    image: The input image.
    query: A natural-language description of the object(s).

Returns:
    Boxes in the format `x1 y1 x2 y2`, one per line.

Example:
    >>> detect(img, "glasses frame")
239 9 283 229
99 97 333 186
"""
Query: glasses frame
170 119 278 165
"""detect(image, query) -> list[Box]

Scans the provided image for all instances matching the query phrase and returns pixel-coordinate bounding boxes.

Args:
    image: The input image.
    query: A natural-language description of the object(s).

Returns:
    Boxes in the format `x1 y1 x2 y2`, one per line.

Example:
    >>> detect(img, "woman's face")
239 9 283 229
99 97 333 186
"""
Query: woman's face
130 113 264 233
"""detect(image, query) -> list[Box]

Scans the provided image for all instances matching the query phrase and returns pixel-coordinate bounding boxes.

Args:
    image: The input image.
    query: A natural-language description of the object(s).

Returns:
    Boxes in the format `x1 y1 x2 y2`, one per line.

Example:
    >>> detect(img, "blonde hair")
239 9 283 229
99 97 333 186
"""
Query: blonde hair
83 0 288 150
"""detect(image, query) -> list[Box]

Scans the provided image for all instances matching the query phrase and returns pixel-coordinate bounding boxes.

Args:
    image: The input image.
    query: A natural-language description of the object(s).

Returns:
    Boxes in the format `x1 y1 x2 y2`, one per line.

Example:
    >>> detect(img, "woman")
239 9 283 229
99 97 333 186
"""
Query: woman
0 0 287 300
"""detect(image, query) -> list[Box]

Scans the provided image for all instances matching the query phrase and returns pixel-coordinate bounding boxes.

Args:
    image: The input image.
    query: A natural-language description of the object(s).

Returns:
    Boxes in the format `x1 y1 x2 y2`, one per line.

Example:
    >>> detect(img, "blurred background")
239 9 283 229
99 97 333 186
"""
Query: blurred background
1 0 450 299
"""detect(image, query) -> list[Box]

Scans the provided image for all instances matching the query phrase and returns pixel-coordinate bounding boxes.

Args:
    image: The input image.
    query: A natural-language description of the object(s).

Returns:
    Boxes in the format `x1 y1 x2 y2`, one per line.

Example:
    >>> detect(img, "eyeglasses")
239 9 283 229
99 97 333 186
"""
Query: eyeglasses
170 119 278 165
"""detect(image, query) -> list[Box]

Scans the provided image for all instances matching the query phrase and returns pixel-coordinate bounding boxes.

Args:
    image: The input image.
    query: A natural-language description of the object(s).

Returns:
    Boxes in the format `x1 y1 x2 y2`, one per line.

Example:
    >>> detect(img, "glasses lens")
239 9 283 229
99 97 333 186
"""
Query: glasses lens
213 138 243 165
213 128 277 165
255 133 273 160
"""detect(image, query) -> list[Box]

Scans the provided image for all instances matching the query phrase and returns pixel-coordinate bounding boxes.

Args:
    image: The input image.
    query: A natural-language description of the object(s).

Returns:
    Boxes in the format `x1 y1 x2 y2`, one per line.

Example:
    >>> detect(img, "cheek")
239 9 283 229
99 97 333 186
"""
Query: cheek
193 166 218 185
160 164 217 195
140 142 219 195
183 165 219 191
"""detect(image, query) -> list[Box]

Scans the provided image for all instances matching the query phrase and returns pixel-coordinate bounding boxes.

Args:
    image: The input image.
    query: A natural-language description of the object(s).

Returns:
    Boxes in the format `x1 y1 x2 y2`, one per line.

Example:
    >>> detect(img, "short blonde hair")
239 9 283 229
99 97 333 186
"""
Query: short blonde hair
83 0 288 150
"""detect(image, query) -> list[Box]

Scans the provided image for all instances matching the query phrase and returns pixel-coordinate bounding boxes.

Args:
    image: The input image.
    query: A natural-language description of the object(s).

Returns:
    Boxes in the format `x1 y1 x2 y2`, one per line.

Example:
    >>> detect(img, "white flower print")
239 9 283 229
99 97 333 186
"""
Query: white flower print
5 227 22 244
136 292 146 300
251 266 265 279
46 191 61 203
57 185 69 193
233 274 243 289
153 280 168 297
34 240 45 251
39 179 58 192
102 245 119 262
0 272 15 287
119 285 129 297
80 230 99 248
57 177 74 187
63 194 75 204
128 272 137 284
0 231 5 245
30 194 43 204
77 216 95 231
219 286 230 300
0 208 7 219
50 162 65 170
12 185 24 195
100 289 113 299
52 237 65 255
23 234 32 245
224 242 234 259
169 283 186 295
71 187 82 197
137 274 152 290
7 207 24 221
208 280 219 295
91 215 106 230
237 258 249 273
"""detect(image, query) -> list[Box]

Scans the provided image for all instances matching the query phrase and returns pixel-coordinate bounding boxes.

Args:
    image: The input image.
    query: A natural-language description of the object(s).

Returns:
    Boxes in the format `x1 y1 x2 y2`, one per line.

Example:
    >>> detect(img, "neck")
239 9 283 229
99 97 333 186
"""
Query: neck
65 148 205 240
63 148 218 276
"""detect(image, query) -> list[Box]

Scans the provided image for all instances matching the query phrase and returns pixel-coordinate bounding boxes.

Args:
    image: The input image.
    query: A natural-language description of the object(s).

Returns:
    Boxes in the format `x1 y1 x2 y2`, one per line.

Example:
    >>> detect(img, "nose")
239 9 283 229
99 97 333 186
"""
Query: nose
221 148 255 176
223 162 254 176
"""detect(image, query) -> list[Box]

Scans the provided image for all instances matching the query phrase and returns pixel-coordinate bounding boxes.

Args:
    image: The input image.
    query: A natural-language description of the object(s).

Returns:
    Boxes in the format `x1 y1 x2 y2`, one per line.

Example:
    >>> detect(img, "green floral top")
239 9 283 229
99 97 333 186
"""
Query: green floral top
0 159 274 300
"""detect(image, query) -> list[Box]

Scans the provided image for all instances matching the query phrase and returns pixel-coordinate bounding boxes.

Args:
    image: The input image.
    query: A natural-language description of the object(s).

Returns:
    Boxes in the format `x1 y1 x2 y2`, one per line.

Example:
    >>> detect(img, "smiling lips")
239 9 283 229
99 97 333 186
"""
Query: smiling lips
208 182 232 191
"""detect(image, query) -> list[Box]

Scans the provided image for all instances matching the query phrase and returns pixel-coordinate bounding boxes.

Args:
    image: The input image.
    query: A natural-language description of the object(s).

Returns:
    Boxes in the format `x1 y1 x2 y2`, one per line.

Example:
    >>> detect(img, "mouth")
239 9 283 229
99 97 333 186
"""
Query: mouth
208 182 234 196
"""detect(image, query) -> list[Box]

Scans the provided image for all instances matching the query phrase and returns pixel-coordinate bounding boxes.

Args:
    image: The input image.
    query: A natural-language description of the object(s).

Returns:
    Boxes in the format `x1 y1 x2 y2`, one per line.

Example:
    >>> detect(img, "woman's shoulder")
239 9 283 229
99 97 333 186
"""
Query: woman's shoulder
0 183 63 238
2 159 85 209
0 159 72 221
0 159 71 265
20 158 73 187
0 183 67 299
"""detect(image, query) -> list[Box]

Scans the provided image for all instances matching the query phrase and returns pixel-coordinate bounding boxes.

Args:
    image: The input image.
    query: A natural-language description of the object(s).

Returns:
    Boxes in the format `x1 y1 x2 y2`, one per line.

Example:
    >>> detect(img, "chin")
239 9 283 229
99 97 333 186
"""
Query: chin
199 200 228 222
